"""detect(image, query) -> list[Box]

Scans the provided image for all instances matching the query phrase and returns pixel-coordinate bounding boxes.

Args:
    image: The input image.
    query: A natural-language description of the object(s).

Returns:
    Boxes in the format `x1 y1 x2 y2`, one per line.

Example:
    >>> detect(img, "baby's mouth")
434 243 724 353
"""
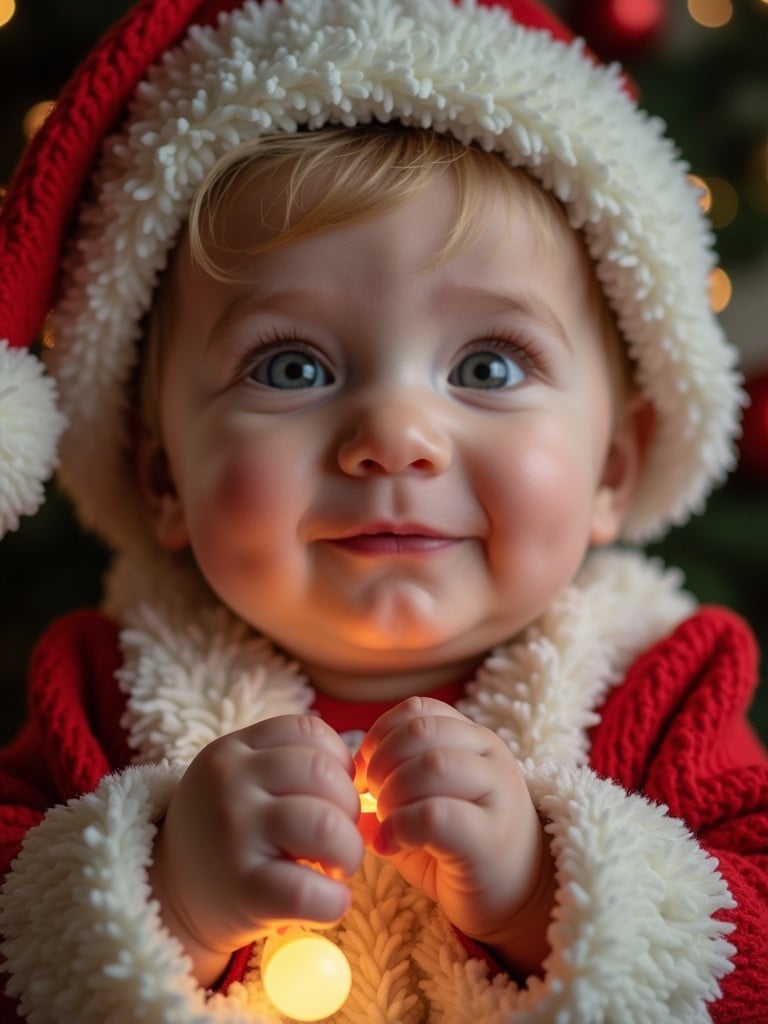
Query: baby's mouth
330 528 457 556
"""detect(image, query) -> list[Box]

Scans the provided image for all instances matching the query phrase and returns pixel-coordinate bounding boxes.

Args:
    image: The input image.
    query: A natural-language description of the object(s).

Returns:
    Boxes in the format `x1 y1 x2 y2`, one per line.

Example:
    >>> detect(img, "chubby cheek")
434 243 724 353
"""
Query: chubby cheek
478 429 601 599
181 436 302 575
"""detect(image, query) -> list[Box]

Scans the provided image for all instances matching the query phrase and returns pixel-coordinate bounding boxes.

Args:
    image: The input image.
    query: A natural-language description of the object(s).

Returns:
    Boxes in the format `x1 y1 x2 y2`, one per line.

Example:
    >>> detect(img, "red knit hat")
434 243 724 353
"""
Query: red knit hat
0 0 743 547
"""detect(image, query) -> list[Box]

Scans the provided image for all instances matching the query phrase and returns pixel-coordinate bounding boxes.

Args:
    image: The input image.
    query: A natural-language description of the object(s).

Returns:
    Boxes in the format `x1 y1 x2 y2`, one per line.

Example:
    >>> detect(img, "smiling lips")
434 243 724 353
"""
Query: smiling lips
329 524 458 556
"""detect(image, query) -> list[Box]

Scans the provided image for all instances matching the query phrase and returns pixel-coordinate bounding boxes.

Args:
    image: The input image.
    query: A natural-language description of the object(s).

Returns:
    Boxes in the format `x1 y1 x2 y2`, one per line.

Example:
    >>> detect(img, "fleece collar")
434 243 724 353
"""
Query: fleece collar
113 547 695 767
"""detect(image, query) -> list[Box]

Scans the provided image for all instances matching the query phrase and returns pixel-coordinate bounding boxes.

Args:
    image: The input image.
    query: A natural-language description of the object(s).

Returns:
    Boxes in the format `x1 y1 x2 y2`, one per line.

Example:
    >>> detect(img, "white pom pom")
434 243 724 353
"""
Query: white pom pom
0 340 67 537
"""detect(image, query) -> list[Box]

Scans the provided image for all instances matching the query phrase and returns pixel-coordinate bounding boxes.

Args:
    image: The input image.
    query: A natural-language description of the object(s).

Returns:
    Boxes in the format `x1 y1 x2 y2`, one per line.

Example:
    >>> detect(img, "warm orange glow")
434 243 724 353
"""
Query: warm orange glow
262 929 352 1021
0 0 15 29
23 101 56 140
687 0 733 28
709 267 732 314
359 790 378 814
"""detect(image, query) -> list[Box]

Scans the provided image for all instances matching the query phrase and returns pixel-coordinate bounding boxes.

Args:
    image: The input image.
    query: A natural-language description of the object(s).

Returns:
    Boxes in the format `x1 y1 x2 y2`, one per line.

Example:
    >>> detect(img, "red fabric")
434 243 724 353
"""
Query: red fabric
311 677 466 734
589 607 768 1023
2 606 767 1019
0 0 574 353
0 0 206 350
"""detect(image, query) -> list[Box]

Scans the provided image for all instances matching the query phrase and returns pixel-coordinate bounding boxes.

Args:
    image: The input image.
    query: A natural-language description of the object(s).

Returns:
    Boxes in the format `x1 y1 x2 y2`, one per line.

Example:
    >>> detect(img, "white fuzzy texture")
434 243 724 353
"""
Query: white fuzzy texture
0 551 735 1021
0 341 66 536
117 601 314 764
46 0 743 553
459 548 695 769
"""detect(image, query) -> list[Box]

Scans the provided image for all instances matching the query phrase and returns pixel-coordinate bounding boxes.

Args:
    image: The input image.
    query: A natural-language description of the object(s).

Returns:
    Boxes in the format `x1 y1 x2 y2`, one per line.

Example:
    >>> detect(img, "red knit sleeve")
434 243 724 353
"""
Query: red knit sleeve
590 607 768 1022
0 610 131 874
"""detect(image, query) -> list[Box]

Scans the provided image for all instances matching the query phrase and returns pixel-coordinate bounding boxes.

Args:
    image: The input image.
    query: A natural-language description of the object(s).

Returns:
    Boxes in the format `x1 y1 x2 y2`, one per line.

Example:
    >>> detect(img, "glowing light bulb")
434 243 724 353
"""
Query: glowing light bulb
359 790 378 814
262 928 352 1021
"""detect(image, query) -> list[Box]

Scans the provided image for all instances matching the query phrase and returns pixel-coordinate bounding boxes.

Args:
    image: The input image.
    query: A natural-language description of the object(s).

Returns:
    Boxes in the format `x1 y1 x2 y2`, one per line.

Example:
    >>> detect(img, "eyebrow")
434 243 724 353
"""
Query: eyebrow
206 280 573 352
206 285 336 349
435 283 573 350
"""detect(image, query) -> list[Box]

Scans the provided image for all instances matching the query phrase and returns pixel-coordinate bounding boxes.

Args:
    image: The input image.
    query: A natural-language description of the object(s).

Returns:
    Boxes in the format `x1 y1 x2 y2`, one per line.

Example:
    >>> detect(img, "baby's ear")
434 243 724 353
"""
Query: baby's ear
590 393 656 546
133 421 190 551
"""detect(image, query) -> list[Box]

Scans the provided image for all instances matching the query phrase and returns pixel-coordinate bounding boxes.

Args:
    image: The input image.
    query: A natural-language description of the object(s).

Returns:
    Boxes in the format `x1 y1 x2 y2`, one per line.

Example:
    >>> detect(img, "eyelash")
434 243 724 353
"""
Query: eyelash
233 325 549 385
463 328 547 375
234 328 319 380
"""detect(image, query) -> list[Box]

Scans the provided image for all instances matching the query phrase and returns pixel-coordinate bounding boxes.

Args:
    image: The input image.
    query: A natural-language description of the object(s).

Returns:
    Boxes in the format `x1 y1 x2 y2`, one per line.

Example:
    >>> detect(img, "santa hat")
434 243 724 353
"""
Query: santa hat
0 0 743 549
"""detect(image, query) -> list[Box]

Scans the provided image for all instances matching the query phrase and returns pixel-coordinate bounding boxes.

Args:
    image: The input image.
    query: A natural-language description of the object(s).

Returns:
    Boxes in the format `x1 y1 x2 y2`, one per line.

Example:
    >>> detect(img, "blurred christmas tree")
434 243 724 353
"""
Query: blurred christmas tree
1 0 767 742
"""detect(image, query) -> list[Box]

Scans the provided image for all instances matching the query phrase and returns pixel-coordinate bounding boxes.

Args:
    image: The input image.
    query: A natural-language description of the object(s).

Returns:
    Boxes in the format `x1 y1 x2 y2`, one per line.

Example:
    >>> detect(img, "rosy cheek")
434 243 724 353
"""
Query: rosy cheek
485 439 594 541
195 447 276 530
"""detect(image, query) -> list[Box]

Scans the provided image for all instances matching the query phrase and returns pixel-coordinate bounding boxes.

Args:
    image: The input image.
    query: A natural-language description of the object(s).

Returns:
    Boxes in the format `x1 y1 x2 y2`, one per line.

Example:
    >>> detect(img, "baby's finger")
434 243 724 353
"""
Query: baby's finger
247 858 353 927
365 707 495 791
374 795 487 861
374 747 495 820
359 696 469 760
262 795 365 879
240 714 354 770
252 745 362 820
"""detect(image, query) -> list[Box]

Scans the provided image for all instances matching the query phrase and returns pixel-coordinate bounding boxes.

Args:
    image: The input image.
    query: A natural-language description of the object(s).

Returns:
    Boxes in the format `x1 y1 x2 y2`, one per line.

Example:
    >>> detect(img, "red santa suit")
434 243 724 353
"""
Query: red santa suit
1 549 766 1023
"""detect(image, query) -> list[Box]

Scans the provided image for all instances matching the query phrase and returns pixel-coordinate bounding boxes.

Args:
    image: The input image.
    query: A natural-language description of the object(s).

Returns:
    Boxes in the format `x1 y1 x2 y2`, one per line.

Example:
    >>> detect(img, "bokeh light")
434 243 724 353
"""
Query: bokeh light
687 0 733 28
709 267 733 314
23 101 56 140
0 0 15 30
704 176 739 229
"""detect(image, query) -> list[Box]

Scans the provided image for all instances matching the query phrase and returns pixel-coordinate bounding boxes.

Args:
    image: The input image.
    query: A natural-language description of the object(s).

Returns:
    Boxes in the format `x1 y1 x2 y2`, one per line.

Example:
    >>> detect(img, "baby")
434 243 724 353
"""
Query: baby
0 1 765 1022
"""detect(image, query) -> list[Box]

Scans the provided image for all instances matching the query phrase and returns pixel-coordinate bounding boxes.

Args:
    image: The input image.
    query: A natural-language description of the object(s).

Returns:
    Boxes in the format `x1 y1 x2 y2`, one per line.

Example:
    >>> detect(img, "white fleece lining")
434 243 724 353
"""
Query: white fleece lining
0 762 736 1023
0 342 66 536
115 549 694 770
45 0 743 554
0 550 736 1021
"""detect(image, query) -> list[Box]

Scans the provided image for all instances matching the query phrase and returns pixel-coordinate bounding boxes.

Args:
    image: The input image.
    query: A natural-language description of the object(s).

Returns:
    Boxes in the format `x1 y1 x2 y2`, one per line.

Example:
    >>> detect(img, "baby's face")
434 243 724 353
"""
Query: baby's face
143 171 636 694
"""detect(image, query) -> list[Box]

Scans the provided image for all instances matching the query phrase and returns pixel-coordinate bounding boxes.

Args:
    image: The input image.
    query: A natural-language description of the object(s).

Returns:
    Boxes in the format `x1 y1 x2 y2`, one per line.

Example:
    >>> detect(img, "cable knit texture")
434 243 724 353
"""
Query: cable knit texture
0 0 742 546
2 551 766 1022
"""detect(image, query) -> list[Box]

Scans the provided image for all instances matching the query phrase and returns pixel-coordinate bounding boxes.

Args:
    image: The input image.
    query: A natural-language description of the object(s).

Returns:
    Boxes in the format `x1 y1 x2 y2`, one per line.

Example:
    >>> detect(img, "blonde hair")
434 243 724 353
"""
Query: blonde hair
186 124 567 278
140 124 625 430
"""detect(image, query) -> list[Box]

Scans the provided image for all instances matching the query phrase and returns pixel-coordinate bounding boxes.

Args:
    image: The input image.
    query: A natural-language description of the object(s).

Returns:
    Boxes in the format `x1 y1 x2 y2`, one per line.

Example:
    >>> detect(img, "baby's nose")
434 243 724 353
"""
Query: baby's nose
337 400 452 476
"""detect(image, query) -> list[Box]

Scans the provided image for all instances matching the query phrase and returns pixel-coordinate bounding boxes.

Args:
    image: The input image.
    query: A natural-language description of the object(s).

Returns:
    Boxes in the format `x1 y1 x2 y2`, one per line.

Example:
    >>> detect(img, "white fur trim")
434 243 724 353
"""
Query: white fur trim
520 765 736 1022
459 548 695 768
0 341 66 537
47 0 743 552
0 762 218 1024
0 769 735 1023
115 548 693 767
0 552 735 1020
414 768 736 1023
117 600 314 764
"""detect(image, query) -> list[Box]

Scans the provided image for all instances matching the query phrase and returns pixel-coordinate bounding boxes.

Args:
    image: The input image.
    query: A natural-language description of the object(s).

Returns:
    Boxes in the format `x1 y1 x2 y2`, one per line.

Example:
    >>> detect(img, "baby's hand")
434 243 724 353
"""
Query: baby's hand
356 697 554 976
150 715 364 985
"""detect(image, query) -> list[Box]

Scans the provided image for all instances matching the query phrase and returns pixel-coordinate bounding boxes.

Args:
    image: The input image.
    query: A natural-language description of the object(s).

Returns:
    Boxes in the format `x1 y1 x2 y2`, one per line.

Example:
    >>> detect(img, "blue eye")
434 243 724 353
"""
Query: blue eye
450 350 525 390
253 350 331 390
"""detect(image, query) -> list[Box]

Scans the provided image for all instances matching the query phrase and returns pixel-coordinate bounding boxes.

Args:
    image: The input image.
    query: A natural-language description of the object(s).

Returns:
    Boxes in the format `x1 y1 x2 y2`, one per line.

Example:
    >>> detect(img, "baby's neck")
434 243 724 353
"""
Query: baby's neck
302 654 484 704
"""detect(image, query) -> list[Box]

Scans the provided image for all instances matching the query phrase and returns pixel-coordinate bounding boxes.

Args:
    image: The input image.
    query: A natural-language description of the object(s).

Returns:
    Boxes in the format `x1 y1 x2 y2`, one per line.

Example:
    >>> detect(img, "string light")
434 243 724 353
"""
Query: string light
262 929 352 1022
687 0 733 28
0 0 15 29
260 790 378 1020
359 791 377 814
